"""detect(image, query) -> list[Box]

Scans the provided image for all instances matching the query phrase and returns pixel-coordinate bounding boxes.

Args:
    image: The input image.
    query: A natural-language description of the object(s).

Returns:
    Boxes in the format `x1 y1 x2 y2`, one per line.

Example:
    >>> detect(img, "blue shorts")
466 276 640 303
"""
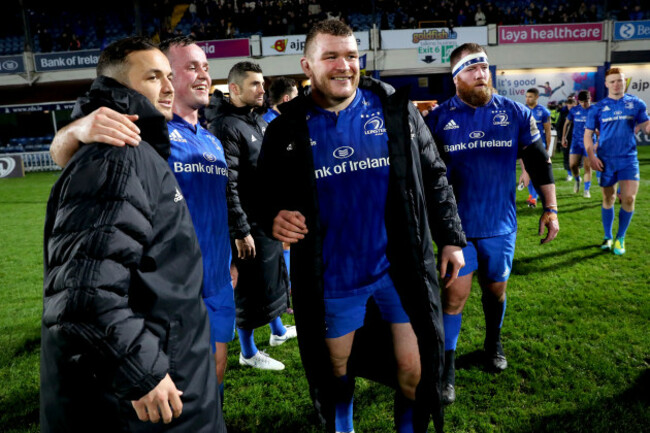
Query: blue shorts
323 278 410 339
203 283 236 348
458 231 516 282
570 142 588 157
599 157 640 188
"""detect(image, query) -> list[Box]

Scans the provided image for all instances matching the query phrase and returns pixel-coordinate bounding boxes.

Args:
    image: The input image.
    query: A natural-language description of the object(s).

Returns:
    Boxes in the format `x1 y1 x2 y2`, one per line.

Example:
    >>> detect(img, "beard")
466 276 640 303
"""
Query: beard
457 77 493 107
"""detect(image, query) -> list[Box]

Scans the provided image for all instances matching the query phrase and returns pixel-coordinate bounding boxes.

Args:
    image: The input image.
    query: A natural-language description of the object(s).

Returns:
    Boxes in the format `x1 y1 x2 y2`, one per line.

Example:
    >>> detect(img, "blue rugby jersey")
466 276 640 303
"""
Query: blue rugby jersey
262 108 280 124
586 94 649 159
168 114 232 301
427 94 539 238
567 104 596 148
308 89 393 298
530 104 551 145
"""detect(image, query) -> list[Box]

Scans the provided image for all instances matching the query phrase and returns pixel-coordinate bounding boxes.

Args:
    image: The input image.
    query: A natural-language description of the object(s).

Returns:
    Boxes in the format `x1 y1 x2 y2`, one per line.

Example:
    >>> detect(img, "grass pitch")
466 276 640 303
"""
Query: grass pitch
1 148 649 433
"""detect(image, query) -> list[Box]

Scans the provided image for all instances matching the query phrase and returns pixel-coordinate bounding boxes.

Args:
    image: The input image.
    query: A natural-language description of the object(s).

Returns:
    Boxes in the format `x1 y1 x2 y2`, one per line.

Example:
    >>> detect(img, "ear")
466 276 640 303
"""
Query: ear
229 82 239 96
300 57 311 78
282 94 291 103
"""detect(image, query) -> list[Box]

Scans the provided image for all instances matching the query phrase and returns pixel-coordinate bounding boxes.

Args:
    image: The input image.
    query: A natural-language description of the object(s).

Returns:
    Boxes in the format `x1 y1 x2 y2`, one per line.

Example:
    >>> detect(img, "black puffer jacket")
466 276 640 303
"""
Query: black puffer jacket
210 102 288 329
41 76 225 433
257 77 466 432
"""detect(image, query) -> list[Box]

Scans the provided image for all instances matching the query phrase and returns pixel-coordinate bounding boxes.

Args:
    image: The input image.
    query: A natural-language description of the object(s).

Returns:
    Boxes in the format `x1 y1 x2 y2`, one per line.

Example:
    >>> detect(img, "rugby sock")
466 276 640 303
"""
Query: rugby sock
394 392 415 433
334 375 355 433
575 175 581 183
238 328 257 358
567 169 572 177
482 293 506 347
269 316 287 337
527 183 538 199
584 180 591 192
602 206 615 239
442 313 462 351
616 209 634 239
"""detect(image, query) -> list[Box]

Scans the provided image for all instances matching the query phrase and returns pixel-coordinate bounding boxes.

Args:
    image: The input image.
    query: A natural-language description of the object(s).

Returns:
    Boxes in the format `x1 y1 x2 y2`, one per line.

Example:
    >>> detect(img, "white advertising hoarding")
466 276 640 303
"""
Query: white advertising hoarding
262 31 369 56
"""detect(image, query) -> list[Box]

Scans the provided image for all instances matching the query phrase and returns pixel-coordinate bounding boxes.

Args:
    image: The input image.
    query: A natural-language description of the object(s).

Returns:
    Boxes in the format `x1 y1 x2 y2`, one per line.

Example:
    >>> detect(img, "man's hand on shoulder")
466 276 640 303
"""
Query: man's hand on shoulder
50 107 141 167
131 373 183 424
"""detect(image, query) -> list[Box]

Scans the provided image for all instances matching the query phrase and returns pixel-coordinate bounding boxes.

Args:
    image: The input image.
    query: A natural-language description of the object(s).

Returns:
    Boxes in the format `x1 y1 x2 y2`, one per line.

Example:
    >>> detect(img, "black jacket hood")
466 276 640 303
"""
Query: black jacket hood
72 75 171 159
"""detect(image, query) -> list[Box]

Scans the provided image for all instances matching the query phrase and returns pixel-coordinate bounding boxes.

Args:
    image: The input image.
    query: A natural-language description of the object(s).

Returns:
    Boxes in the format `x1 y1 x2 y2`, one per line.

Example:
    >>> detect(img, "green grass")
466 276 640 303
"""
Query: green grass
1 148 650 433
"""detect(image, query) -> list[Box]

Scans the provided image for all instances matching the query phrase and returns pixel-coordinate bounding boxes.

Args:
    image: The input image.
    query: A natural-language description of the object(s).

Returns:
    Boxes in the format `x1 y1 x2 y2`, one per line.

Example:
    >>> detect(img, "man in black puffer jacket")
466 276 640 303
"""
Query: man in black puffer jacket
257 20 466 433
41 37 224 433
210 62 294 371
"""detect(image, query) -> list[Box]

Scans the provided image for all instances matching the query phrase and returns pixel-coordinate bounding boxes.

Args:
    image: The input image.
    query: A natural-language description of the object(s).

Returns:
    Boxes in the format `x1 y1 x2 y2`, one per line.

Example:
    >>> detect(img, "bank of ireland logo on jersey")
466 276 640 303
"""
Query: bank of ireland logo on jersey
333 146 354 159
169 129 187 143
203 152 217 162
363 112 386 135
493 113 509 126
469 131 485 139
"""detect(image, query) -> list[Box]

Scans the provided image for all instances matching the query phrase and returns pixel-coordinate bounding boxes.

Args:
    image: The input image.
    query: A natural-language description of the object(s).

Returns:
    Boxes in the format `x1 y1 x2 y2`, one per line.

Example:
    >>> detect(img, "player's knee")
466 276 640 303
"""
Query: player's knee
396 352 421 386
621 194 636 208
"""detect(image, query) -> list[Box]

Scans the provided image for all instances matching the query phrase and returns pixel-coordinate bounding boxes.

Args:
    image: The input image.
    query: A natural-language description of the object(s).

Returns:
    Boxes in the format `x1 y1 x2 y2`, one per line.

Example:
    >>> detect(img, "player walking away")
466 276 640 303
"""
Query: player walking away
562 90 595 198
211 61 296 371
427 43 559 405
557 96 578 181
524 88 553 208
584 67 650 255
258 19 466 433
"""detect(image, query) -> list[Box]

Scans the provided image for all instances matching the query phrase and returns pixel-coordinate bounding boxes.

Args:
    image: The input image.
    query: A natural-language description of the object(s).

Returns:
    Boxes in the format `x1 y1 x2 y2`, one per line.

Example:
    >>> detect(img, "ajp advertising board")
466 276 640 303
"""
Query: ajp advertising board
613 20 650 41
262 32 369 56
499 23 603 44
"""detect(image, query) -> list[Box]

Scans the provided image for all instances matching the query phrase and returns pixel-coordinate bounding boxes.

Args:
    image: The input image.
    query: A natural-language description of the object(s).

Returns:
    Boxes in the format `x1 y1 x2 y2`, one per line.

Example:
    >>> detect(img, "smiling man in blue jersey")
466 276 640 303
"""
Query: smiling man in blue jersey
562 90 595 198
257 19 466 433
48 36 237 408
524 87 553 208
584 67 650 255
426 43 560 405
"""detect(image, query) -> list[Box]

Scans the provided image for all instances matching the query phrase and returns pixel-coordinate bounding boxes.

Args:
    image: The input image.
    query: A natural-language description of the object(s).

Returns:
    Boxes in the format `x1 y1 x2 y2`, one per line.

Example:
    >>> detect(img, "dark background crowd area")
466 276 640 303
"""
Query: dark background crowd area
1 0 649 55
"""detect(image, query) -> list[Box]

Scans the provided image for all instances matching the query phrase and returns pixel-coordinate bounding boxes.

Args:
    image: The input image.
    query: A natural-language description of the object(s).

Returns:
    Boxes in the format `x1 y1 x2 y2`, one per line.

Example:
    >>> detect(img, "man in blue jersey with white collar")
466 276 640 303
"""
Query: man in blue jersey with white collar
524 87 553 207
258 19 466 433
585 67 650 255
49 36 236 408
426 43 560 405
562 90 595 198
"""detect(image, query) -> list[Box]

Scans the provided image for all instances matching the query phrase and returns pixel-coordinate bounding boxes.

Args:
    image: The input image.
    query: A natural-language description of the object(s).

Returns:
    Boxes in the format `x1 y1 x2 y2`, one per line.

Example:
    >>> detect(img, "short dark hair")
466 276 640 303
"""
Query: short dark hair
159 35 196 54
577 90 591 101
268 77 297 105
526 88 540 96
304 19 354 56
449 43 486 71
227 61 263 86
96 36 158 79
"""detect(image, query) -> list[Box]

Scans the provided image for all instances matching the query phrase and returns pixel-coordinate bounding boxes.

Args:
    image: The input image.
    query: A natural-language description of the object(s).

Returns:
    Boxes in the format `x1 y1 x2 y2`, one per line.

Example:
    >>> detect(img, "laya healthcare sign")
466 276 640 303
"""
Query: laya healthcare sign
499 23 603 44
262 32 369 56
614 21 650 41
495 69 596 105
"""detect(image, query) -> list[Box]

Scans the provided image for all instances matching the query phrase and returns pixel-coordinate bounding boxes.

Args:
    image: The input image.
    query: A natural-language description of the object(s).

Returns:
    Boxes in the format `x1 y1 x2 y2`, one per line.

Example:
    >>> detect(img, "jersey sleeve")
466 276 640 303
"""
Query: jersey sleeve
567 108 575 122
518 104 540 148
585 105 598 130
635 98 649 125
542 107 551 123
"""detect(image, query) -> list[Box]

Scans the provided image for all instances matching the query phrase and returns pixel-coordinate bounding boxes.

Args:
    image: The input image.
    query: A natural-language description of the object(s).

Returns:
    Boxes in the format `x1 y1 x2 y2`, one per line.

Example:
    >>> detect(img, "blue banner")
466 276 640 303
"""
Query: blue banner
34 49 101 72
0 55 25 74
613 21 650 41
